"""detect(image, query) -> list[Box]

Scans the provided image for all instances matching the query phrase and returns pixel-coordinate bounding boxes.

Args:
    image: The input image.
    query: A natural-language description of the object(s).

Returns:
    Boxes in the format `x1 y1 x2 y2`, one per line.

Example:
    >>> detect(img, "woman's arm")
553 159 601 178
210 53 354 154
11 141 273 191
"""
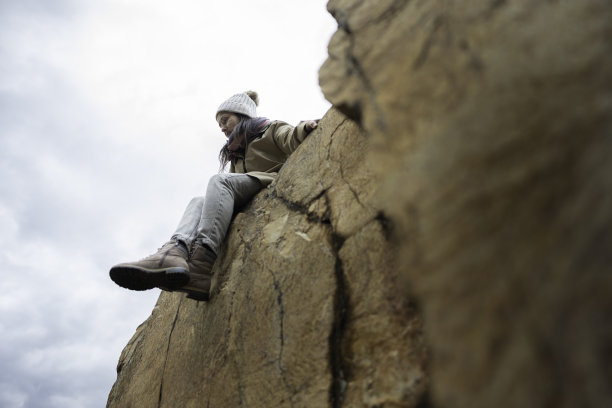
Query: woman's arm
270 119 320 155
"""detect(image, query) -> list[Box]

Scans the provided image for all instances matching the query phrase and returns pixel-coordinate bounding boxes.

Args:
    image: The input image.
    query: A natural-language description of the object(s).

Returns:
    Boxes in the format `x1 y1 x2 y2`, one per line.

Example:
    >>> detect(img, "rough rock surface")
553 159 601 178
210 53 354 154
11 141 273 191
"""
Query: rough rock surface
106 109 428 408
108 1 612 407
320 1 612 408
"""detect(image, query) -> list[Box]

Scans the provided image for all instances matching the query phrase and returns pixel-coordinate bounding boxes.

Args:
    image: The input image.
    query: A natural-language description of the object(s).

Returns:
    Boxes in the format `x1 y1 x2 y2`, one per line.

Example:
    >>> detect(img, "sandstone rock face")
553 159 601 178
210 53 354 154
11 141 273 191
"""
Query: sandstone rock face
109 1 612 406
320 1 612 408
106 109 428 407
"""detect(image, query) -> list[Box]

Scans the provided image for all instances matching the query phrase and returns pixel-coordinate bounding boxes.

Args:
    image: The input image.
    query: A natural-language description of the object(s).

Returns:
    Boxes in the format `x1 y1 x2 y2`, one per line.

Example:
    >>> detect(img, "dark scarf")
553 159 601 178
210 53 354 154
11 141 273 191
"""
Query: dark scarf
227 117 271 158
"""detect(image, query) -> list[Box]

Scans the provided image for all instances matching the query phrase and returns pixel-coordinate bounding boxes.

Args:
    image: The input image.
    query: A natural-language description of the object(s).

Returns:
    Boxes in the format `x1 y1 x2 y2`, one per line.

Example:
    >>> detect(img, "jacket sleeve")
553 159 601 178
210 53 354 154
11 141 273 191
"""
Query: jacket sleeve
269 120 309 156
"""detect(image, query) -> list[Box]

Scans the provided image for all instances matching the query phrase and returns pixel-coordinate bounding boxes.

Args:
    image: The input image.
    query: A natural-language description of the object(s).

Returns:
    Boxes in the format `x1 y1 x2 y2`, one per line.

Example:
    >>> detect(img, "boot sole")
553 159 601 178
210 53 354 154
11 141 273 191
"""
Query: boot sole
185 290 210 301
109 266 189 291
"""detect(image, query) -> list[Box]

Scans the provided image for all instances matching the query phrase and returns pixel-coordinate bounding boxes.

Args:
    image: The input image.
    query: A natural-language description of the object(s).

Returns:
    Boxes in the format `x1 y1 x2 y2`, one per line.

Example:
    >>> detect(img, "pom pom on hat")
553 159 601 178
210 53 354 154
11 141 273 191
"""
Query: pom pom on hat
216 91 258 119
245 90 259 106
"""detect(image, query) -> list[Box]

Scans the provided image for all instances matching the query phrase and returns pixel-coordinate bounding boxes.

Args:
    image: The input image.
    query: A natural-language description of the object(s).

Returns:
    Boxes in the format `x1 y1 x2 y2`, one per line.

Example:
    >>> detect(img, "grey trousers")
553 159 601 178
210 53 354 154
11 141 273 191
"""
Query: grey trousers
172 173 263 255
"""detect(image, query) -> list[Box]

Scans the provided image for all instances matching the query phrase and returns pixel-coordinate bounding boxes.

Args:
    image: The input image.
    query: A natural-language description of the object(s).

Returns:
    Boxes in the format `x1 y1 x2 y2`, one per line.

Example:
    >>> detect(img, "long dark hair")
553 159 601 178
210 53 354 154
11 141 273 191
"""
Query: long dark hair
218 114 270 171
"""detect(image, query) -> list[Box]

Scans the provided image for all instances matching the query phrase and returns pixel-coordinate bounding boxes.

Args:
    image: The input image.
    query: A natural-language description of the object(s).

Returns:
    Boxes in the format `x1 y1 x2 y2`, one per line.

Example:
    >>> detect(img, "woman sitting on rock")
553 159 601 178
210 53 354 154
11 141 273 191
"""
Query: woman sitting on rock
109 91 318 301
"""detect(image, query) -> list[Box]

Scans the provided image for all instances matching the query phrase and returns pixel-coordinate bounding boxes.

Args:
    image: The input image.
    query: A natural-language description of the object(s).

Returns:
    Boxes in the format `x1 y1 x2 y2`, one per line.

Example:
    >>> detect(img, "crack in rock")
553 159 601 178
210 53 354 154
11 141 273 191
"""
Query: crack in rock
329 232 349 408
266 184 351 407
268 267 296 408
158 297 182 407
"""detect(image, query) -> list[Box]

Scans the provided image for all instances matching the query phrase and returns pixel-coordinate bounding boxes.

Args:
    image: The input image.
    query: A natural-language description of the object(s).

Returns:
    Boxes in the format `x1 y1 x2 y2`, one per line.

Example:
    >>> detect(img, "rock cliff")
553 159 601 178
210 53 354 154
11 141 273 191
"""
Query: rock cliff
107 109 428 407
319 0 612 408
108 1 612 407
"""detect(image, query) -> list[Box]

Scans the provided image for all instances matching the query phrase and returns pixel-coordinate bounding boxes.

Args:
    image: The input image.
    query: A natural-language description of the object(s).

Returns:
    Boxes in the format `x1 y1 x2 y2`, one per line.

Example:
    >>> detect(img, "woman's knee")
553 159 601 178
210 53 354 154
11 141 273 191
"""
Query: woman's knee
186 196 205 207
208 173 261 198
207 173 231 192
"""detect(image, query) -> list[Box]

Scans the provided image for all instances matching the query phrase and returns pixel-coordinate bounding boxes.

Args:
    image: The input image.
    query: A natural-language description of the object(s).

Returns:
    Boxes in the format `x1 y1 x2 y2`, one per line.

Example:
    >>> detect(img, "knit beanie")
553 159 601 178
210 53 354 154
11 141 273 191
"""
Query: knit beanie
216 91 259 119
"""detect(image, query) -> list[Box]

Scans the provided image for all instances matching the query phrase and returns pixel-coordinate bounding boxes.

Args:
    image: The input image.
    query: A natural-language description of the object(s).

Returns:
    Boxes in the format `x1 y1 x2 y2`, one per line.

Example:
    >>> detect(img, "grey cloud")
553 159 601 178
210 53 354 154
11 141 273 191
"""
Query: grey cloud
0 0 82 19
0 6 162 407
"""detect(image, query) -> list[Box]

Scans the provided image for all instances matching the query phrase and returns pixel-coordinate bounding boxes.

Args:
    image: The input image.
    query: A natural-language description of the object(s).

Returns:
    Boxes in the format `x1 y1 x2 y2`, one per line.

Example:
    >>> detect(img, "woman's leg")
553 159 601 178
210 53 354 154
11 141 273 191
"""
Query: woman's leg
110 173 262 294
172 173 263 254
171 196 207 249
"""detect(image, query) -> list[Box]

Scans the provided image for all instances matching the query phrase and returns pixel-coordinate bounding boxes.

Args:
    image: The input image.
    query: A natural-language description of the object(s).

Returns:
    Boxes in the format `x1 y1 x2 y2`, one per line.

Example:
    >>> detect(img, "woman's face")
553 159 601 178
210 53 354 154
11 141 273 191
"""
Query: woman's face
217 112 241 138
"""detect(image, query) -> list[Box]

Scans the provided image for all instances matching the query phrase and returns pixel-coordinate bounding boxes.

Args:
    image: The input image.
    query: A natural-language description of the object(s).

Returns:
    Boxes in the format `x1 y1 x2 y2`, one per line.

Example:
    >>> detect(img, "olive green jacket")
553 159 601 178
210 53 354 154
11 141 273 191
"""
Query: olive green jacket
229 120 310 185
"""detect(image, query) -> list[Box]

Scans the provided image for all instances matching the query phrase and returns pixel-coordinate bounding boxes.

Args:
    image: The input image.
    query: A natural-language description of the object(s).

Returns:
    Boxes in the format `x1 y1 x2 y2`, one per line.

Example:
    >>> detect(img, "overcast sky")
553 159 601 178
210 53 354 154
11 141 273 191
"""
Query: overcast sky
0 1 335 406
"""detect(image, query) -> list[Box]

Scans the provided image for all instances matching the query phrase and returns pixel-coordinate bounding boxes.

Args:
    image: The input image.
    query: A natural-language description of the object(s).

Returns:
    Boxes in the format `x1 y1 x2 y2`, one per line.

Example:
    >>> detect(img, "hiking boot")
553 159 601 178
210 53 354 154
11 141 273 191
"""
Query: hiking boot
179 243 216 301
109 241 190 291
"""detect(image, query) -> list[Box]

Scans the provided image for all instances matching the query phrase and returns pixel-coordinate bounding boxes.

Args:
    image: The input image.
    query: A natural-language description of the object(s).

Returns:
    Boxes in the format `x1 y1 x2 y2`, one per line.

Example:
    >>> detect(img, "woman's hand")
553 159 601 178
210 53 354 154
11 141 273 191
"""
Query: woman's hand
304 119 320 134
